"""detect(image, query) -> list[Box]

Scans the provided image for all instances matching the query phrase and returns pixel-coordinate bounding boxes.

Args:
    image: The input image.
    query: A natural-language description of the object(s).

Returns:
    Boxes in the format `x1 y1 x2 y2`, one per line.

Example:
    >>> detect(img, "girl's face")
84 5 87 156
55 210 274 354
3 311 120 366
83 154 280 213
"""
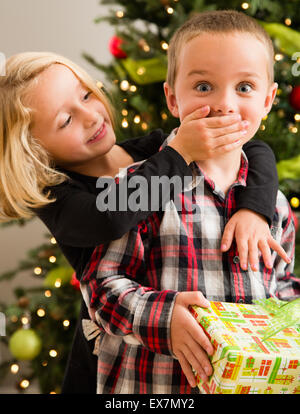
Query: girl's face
26 64 116 170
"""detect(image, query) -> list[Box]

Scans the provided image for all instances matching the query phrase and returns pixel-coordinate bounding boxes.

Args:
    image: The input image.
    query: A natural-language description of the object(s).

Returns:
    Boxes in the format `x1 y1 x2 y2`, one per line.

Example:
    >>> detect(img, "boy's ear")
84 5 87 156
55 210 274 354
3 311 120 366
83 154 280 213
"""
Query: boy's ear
163 82 179 118
262 82 278 118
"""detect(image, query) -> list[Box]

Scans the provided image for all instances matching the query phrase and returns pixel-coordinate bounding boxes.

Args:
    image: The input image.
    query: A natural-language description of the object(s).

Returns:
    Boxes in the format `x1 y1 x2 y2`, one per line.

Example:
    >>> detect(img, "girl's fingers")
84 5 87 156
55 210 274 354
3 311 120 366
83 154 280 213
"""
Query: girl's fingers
236 239 249 271
221 221 235 252
267 238 291 264
204 114 241 127
258 240 273 269
248 238 259 271
211 120 248 139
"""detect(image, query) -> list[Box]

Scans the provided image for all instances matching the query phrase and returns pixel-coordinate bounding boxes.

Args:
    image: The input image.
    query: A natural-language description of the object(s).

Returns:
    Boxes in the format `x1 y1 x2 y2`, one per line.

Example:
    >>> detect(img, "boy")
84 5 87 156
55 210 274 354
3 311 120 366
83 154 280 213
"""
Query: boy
80 10 300 393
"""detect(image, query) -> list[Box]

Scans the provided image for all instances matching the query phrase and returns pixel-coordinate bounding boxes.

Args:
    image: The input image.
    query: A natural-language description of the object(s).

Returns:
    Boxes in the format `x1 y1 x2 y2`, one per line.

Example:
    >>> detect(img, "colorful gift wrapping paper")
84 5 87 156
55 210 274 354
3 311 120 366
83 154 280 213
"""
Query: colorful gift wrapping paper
190 298 300 394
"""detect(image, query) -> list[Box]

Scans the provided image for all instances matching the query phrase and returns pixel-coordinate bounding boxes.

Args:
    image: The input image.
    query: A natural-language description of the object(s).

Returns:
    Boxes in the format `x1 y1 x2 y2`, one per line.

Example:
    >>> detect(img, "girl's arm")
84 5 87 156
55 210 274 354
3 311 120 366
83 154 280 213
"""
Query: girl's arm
35 143 192 247
121 133 279 224
117 129 168 162
221 140 292 271
237 139 278 225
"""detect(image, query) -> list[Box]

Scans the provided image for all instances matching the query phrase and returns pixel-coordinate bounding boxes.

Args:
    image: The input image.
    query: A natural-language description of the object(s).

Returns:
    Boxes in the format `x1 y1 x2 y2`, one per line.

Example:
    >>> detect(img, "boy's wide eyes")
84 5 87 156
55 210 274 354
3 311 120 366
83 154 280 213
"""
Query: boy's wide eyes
195 82 212 92
237 83 253 93
195 82 253 93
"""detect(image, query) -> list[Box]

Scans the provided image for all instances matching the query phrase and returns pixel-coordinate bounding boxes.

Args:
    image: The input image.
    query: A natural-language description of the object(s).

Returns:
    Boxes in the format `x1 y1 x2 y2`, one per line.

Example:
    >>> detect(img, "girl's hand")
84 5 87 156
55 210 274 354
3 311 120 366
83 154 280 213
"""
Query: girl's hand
170 291 214 388
220 208 291 271
168 106 249 165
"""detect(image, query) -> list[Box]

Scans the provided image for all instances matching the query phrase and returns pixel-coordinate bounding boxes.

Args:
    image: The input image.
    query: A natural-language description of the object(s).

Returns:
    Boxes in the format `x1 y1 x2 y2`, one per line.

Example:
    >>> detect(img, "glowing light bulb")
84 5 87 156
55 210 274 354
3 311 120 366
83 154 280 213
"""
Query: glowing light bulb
49 349 58 358
49 255 56 263
285 18 292 26
116 10 124 18
11 364 19 374
294 114 300 122
34 267 42 275
20 379 30 389
161 41 169 51
122 118 129 128
137 67 146 76
290 197 300 209
54 278 61 288
37 308 45 317
120 80 129 91
134 115 141 124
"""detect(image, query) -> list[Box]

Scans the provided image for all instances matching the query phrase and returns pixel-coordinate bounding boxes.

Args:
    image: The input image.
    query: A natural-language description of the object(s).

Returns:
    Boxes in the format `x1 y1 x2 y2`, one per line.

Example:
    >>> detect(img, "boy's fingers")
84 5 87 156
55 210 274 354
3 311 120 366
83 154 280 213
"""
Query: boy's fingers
187 317 214 356
268 238 291 264
177 352 197 388
181 291 210 308
181 342 210 383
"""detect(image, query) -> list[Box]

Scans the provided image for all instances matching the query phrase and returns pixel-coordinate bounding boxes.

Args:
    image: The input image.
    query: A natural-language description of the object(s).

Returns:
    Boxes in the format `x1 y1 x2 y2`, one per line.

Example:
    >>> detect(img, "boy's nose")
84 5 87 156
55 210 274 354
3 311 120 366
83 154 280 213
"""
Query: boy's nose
210 93 238 116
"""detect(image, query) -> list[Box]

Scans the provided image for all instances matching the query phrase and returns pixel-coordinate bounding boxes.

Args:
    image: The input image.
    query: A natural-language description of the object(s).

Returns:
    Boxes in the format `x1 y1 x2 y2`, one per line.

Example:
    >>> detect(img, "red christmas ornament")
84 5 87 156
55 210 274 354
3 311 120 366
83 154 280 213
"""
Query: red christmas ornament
289 85 300 111
70 272 80 290
109 36 127 59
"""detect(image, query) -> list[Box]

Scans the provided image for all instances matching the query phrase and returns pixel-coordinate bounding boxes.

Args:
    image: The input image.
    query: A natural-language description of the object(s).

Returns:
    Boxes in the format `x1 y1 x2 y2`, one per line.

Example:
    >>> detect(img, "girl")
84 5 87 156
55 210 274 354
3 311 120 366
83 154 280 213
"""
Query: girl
0 52 287 393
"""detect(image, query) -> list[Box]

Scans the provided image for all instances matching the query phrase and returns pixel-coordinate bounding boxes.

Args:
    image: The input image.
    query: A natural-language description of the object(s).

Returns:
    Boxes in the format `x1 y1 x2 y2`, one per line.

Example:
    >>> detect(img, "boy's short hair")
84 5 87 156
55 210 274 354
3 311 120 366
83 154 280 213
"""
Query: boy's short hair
167 10 275 88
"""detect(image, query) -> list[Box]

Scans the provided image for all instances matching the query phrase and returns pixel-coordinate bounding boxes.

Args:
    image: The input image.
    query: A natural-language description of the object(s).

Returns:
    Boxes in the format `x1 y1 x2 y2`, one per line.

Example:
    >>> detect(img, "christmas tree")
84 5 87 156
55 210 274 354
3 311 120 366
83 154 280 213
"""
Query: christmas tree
1 0 300 394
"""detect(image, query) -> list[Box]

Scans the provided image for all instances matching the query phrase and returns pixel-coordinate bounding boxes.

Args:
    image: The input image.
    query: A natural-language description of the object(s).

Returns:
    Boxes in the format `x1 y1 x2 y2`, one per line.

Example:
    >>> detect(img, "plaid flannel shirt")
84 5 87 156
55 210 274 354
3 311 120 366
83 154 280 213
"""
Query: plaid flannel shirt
80 134 300 394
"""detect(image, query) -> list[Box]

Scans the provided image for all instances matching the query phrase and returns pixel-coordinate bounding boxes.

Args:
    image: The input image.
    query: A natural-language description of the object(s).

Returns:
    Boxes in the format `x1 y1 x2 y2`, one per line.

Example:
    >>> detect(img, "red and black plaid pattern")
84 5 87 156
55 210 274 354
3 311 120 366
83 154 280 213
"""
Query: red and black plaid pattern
81 137 299 394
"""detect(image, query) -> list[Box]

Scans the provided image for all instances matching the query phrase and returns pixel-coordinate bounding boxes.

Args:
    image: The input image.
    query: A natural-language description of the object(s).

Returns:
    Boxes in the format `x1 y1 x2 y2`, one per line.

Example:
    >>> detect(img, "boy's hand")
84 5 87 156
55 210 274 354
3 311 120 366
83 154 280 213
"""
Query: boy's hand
170 291 214 388
168 105 249 165
221 209 291 271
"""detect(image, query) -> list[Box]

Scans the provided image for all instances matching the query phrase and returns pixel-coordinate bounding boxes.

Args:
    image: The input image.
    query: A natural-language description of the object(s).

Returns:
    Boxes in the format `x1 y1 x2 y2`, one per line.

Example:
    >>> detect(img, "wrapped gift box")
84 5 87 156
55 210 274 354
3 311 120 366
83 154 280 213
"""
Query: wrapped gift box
190 297 300 394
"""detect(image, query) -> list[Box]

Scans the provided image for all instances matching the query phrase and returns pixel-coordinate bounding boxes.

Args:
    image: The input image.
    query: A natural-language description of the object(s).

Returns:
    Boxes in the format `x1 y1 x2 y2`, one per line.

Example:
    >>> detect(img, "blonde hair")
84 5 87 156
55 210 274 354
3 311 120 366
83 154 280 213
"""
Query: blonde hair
0 51 114 222
167 10 275 89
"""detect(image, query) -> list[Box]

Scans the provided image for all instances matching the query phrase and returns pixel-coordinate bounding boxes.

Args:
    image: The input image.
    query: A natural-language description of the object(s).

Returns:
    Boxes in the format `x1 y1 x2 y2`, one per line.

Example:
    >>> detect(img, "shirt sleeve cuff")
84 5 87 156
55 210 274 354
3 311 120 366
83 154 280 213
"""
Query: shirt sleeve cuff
133 290 178 356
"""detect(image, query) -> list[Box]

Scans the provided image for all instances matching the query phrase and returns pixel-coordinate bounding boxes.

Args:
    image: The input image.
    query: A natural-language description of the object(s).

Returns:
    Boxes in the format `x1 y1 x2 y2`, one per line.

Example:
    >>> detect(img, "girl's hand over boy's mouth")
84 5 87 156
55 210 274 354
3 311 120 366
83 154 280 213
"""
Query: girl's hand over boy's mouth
168 105 249 165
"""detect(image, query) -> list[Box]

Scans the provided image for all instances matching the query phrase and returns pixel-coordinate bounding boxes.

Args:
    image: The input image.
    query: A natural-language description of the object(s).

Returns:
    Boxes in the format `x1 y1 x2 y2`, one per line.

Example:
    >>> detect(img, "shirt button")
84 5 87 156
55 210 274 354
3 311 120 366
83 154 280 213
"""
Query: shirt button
233 256 240 264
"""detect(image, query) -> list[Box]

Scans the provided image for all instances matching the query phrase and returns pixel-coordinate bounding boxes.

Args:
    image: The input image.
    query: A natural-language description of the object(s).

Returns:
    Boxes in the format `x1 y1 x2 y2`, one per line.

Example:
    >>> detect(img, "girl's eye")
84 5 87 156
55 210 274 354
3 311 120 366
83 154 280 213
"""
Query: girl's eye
238 83 252 93
61 116 71 129
196 82 212 93
83 91 92 100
